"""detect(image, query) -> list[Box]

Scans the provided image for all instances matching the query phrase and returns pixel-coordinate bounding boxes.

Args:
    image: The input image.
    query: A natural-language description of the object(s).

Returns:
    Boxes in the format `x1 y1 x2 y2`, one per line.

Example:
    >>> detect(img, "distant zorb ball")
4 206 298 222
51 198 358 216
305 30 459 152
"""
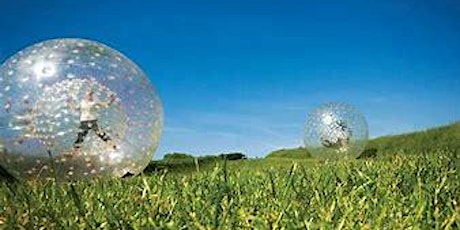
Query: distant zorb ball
304 102 368 160
0 38 163 181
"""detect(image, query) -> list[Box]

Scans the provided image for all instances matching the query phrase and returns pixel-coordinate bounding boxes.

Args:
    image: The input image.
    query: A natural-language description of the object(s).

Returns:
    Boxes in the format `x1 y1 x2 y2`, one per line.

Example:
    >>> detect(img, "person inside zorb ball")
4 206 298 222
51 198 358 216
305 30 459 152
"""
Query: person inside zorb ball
0 38 163 181
319 118 352 153
304 102 368 160
68 85 117 152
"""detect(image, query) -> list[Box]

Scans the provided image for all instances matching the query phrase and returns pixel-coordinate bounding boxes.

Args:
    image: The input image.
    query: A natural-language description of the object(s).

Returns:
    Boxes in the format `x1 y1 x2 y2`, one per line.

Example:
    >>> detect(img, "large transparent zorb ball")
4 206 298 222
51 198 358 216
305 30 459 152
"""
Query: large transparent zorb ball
304 102 368 160
0 38 163 181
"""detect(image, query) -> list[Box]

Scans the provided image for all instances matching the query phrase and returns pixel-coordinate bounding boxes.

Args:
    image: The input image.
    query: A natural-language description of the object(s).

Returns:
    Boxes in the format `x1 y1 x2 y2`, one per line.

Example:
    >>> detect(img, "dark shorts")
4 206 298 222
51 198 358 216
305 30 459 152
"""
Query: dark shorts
74 119 111 146
79 120 100 131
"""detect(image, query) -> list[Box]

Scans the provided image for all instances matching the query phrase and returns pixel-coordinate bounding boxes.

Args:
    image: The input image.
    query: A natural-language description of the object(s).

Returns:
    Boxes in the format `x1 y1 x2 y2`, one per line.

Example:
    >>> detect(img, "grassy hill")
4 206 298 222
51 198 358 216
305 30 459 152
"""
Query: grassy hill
366 121 460 156
267 121 460 159
266 147 311 159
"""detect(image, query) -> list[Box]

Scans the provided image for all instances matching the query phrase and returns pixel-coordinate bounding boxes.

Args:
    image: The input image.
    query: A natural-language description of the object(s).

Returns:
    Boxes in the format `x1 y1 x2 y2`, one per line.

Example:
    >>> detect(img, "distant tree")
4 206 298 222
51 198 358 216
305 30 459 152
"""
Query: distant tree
143 161 169 174
219 152 247 161
163 153 194 161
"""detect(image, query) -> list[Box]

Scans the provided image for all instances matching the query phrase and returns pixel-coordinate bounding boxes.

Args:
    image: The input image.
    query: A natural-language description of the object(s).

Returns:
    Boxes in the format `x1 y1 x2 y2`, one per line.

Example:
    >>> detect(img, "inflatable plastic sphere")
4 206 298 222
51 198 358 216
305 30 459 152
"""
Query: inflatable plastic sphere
304 102 368 160
0 38 163 181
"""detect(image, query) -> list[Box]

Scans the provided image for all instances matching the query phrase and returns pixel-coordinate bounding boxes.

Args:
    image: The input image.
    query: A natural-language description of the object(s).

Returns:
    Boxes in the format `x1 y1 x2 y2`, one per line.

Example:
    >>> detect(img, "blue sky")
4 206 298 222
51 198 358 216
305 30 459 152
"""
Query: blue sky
0 0 459 158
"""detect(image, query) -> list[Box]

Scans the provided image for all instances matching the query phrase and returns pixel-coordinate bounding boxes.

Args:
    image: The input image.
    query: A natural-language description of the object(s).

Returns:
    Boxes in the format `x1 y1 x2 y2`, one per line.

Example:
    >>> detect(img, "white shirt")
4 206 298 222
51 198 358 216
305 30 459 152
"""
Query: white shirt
80 100 98 121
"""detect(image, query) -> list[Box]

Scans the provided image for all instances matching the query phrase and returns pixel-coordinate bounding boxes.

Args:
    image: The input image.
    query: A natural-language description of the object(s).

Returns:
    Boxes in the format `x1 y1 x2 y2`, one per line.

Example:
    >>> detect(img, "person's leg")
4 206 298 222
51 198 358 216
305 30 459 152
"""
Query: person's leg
91 120 111 142
91 120 116 149
321 137 333 148
73 121 90 148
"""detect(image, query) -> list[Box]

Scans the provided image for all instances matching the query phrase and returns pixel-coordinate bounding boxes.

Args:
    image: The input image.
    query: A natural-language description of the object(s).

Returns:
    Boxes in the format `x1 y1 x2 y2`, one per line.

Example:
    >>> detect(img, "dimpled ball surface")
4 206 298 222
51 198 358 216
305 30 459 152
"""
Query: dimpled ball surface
0 38 163 181
304 102 368 160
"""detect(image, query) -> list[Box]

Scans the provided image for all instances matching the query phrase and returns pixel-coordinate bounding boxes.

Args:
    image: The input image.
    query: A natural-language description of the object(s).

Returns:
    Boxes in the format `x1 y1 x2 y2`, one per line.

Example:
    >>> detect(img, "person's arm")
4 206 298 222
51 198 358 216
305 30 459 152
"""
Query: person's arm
97 94 116 108
66 97 79 112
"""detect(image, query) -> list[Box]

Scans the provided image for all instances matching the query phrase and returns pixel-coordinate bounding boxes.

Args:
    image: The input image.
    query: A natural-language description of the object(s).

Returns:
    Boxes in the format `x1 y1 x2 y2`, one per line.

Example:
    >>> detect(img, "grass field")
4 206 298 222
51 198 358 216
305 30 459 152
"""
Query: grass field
0 122 459 229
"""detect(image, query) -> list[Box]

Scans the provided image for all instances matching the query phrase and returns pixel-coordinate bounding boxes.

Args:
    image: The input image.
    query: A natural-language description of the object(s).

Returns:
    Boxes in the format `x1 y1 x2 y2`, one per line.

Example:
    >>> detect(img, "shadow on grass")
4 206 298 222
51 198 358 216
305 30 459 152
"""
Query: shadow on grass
357 148 378 159
0 164 17 183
